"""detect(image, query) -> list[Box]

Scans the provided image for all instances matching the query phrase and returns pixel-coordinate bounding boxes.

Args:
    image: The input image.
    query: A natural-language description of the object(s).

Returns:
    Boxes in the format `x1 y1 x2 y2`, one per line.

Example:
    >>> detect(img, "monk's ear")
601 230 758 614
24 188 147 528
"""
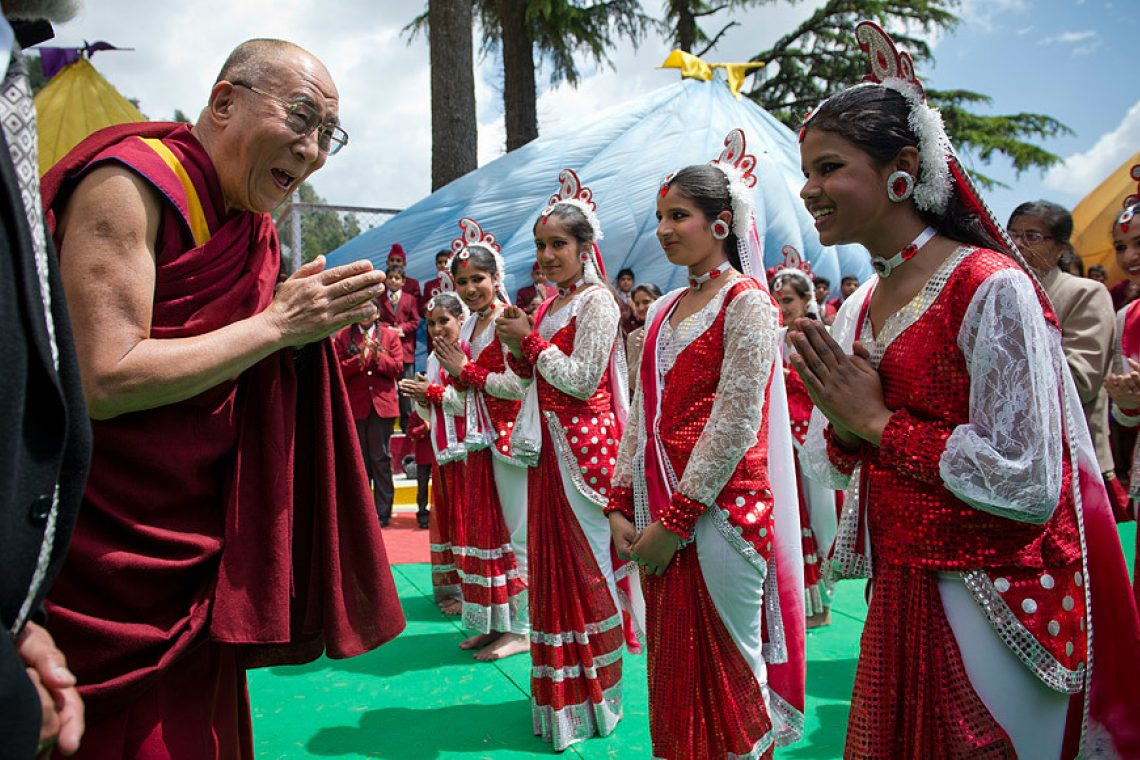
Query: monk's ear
205 81 239 125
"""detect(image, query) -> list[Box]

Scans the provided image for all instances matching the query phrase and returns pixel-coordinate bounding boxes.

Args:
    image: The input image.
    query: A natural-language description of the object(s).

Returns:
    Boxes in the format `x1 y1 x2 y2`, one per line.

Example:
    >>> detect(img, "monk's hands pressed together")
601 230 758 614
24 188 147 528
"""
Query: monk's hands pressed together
787 318 891 445
494 306 531 354
434 340 468 377
630 521 680 577
1104 358 1140 410
18 622 84 757
399 374 430 404
265 256 385 348
608 513 638 561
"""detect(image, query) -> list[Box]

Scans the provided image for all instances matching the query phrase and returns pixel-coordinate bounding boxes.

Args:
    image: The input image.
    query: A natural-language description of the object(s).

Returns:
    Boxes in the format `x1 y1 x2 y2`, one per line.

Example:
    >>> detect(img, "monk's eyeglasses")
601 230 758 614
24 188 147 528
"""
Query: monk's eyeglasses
231 81 348 156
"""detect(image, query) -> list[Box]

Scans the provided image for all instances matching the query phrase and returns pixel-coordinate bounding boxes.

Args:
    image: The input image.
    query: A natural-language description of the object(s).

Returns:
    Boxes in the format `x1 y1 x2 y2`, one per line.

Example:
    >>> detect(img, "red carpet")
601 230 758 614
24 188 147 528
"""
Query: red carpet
380 510 431 564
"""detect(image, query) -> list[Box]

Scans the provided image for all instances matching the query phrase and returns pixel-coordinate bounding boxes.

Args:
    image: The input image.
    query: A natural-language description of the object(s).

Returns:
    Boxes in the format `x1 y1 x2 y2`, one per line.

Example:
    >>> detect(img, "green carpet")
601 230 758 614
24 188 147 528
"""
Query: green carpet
250 523 1136 759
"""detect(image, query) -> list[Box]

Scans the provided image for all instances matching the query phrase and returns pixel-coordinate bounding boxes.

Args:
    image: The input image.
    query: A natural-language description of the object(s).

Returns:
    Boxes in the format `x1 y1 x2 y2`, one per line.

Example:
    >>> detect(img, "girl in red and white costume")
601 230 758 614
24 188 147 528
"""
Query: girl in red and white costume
794 22 1140 759
401 288 469 616
1103 194 1140 605
434 219 530 661
606 132 807 759
772 250 839 630
494 170 633 751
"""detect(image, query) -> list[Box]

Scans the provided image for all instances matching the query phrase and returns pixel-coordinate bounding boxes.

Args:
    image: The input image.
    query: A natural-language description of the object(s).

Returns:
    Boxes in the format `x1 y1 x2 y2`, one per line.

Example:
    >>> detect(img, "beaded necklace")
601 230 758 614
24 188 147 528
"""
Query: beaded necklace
688 260 732 291
870 226 936 278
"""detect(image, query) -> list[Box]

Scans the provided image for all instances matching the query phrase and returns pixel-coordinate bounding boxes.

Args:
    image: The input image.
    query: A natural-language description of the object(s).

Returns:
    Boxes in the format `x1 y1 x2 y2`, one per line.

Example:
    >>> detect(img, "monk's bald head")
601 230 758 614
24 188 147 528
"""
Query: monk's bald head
216 39 324 85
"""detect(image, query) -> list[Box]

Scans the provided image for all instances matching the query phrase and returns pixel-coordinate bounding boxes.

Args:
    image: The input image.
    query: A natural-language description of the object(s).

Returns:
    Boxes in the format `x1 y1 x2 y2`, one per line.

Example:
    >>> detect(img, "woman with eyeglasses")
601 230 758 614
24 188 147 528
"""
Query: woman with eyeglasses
1007 201 1121 512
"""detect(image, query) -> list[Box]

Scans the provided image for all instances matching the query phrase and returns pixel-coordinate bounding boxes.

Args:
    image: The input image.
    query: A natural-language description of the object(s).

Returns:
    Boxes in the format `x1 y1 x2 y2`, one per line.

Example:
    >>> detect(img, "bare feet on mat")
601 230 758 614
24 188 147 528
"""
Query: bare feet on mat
438 599 462 616
806 608 831 629
459 632 498 650
474 632 529 661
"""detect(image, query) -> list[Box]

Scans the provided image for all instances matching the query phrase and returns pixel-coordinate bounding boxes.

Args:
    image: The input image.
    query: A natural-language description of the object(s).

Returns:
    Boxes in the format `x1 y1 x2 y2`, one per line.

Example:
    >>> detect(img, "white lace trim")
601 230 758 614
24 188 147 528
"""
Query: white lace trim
532 680 622 751
535 287 619 400
941 268 1063 523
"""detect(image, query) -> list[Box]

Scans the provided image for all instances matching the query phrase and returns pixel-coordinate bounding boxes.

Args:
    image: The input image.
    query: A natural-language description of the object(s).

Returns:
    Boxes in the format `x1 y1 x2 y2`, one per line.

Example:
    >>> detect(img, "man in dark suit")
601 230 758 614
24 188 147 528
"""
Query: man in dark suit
335 317 404 526
0 7 92 758
378 266 420 430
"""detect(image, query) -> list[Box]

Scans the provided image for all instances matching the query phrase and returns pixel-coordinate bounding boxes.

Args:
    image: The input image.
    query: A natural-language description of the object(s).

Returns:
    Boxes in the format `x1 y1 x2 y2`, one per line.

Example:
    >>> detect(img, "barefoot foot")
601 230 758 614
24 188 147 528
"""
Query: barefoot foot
438 598 463 616
459 632 499 651
474 632 530 661
806 608 831 629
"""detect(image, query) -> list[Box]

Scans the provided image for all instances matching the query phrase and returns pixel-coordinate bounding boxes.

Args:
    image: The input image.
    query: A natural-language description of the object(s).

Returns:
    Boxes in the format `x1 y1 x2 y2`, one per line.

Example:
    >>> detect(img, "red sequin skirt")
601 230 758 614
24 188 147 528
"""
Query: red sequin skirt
846 563 1016 759
644 547 774 759
528 427 624 750
452 448 525 633
429 460 462 602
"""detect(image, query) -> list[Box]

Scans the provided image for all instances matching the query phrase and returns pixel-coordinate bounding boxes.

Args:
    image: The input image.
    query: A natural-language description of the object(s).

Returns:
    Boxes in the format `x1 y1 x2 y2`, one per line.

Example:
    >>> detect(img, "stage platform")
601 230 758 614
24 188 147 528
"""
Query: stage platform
248 520 1136 758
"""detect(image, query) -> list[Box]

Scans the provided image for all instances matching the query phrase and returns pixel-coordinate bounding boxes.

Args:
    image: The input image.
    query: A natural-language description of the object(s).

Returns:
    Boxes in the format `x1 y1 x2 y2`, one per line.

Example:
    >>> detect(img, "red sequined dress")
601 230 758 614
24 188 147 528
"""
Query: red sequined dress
608 278 806 759
781 331 838 618
801 247 1140 758
508 285 629 751
418 353 467 604
1111 299 1140 602
449 308 529 635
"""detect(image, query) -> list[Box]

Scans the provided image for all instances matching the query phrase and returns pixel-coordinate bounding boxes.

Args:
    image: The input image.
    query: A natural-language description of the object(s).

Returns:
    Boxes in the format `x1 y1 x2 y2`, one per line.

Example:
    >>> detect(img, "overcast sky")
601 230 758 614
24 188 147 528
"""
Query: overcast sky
45 0 1138 224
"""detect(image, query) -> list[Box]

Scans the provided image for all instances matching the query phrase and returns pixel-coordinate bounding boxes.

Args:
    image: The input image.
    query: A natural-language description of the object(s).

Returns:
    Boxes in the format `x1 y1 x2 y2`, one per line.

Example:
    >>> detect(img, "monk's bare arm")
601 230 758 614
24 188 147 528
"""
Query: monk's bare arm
57 165 384 420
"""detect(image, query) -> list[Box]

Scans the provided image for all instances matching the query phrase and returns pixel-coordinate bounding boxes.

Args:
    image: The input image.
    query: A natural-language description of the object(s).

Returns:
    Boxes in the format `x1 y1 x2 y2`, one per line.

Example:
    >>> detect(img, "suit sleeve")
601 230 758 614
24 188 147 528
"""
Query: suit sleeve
335 330 362 380
376 331 404 377
1059 281 1115 405
399 298 419 339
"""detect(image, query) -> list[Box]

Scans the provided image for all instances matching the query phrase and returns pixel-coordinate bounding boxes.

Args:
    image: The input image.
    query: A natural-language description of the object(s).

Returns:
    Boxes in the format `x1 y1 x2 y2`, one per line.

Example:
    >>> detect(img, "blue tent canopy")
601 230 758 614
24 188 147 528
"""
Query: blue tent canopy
329 72 870 301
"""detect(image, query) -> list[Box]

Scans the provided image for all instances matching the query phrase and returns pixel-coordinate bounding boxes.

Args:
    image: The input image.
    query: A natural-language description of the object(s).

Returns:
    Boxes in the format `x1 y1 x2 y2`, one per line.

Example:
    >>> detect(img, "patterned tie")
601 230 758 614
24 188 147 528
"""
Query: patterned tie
3 50 61 635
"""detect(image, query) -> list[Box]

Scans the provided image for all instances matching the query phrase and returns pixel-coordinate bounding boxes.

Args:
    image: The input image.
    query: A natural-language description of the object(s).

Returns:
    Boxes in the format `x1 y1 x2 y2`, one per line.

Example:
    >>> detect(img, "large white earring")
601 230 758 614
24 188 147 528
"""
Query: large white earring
711 219 731 240
886 170 915 203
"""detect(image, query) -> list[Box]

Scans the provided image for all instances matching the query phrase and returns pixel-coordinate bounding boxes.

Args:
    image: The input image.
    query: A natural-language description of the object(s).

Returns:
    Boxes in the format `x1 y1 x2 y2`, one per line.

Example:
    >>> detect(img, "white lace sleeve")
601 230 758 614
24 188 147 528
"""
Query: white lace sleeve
611 387 641 490
800 281 874 489
485 360 530 401
678 289 778 506
535 289 620 399
442 385 465 417
940 268 1063 524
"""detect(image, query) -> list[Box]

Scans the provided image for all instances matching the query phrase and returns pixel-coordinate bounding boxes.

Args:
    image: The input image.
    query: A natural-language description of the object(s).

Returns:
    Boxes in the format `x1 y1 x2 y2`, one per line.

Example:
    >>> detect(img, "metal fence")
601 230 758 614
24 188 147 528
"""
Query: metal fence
274 199 402 273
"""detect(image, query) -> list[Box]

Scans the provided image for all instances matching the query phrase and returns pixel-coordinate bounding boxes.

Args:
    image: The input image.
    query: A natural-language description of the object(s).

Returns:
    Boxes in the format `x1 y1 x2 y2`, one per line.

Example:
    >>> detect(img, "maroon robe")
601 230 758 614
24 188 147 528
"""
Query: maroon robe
39 123 405 745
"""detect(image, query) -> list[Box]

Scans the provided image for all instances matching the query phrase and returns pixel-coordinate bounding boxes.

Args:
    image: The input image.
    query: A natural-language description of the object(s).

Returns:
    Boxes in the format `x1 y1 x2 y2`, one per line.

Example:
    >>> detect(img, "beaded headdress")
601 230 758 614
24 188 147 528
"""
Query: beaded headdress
540 168 608 284
803 22 1034 276
801 21 952 216
1116 163 1140 233
771 245 819 318
448 216 510 304
424 271 469 321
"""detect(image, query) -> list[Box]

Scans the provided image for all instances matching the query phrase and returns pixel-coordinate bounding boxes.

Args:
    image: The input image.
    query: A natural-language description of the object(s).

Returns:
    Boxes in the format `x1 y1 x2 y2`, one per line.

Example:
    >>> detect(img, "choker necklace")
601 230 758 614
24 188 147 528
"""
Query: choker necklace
558 277 587 297
688 261 732 291
871 226 937 278
476 303 497 319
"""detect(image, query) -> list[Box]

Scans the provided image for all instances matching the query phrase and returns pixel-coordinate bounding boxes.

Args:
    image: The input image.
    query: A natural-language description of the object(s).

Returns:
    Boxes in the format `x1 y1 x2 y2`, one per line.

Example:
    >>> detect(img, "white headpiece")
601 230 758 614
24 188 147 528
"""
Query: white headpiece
801 21 952 216
448 216 510 304
770 245 819 319
540 168 608 285
709 128 759 239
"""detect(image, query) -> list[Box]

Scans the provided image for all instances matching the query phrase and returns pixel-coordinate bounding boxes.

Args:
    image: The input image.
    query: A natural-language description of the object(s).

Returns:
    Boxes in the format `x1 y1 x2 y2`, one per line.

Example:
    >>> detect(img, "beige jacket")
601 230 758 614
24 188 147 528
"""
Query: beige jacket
1042 267 1116 472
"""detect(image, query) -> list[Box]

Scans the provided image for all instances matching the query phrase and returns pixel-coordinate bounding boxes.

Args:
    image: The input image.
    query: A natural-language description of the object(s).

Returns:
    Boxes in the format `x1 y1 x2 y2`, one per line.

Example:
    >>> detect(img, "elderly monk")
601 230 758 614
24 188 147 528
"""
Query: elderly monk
39 39 405 758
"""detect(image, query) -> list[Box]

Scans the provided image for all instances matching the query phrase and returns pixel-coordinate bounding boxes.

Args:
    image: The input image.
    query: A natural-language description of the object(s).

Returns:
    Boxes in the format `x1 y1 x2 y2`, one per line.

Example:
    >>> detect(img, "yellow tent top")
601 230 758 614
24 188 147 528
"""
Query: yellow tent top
1071 150 1140 285
34 57 145 176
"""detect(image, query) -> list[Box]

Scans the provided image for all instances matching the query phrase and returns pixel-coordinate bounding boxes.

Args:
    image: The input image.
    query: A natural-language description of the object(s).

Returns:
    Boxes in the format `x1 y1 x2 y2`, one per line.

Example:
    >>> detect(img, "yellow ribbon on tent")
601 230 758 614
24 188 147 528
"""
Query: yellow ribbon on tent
659 49 765 100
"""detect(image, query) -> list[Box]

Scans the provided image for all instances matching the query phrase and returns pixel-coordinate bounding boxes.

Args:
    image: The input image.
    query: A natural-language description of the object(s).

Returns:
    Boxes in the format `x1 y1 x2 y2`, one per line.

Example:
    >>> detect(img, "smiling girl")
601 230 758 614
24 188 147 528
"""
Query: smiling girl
432 219 531 662
792 21 1140 759
401 289 469 615
494 170 632 751
1102 200 1140 605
